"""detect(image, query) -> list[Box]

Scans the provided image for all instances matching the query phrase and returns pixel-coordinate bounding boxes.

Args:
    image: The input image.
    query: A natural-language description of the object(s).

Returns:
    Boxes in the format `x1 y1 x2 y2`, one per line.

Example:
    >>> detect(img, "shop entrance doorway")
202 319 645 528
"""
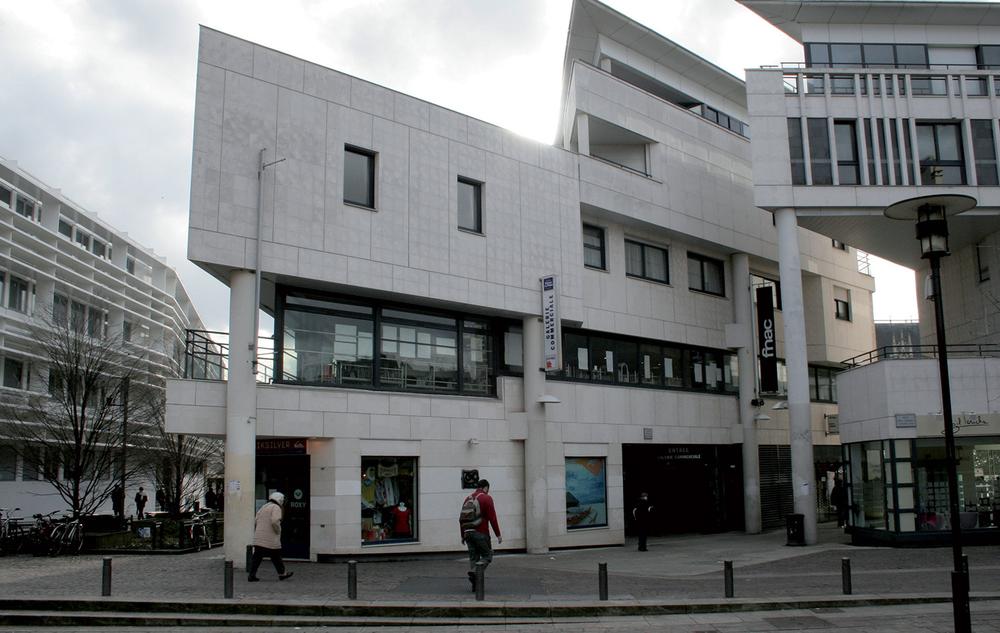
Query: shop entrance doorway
623 443 742 535
256 439 310 559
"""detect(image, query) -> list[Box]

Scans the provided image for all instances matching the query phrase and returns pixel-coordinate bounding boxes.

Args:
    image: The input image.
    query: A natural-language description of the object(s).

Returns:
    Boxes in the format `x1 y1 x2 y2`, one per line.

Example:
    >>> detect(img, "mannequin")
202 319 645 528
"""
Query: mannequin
391 501 412 538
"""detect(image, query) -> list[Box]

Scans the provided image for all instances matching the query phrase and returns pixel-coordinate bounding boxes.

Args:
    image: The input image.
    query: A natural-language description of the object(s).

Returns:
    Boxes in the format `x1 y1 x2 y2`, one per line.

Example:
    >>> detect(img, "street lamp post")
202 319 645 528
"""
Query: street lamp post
886 195 974 633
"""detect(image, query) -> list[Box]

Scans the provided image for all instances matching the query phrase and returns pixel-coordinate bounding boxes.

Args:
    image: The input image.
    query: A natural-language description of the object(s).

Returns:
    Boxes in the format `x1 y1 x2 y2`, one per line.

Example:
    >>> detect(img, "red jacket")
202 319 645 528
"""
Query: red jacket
460 489 501 541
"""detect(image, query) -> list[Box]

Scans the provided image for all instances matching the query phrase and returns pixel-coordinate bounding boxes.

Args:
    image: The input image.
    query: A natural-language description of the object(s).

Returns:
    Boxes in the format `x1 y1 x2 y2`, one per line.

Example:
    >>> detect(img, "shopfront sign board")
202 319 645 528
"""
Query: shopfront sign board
917 412 1000 437
755 286 778 392
541 275 561 371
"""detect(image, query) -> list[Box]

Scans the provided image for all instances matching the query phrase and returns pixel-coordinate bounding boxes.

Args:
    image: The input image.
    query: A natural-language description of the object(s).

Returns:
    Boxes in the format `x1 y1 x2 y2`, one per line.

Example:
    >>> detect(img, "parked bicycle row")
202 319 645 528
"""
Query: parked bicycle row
0 506 222 556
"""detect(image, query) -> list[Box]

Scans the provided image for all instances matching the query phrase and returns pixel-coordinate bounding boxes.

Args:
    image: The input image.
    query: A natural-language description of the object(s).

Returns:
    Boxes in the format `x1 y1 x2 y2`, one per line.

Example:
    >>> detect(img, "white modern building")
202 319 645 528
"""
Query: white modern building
0 158 208 518
743 0 1000 544
168 0 878 563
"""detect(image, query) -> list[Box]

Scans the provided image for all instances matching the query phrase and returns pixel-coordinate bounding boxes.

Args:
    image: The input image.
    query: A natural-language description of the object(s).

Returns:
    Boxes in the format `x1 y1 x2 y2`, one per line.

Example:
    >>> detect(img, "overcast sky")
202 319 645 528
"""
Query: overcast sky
0 0 917 331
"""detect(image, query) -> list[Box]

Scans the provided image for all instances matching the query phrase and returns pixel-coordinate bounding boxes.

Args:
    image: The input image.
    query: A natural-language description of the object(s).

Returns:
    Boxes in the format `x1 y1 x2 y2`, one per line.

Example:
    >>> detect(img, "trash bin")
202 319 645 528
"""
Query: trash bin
786 513 805 546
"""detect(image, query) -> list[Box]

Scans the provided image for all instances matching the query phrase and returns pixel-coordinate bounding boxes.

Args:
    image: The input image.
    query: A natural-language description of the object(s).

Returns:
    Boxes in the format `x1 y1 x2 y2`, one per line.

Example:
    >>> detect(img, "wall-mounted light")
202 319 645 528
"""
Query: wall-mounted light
537 394 561 404
467 438 479 446
753 413 771 422
771 401 788 410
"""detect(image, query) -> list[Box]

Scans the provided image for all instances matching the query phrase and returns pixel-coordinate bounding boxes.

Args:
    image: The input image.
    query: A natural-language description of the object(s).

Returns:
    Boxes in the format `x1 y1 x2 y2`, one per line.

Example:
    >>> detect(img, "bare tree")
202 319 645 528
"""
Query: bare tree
0 314 151 519
144 391 223 517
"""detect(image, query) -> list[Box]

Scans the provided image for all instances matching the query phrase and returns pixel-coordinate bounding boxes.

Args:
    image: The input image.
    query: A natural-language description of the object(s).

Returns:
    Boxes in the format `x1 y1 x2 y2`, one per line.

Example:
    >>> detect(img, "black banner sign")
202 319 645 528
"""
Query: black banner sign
256 438 307 455
756 286 778 393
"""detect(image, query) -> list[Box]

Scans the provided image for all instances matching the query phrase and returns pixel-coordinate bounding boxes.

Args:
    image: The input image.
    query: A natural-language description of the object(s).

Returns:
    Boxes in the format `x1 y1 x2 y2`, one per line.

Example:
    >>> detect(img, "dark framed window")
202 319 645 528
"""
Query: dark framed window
58 219 73 238
7 276 29 313
977 243 991 283
15 197 35 221
916 122 965 185
980 45 1000 69
806 42 927 69
582 224 606 270
832 239 848 251
971 120 998 185
3 358 24 389
0 445 14 481
807 118 832 184
834 121 860 184
457 177 482 233
688 252 725 296
344 146 376 208
809 365 839 403
549 327 737 394
0 185 10 207
625 240 668 283
276 288 494 396
834 298 851 321
787 118 806 185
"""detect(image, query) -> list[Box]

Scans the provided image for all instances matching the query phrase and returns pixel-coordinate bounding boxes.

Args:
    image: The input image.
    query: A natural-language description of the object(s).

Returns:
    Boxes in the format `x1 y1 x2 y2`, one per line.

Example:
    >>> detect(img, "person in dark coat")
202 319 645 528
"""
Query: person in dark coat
111 485 125 520
134 487 148 519
632 492 654 552
831 477 849 527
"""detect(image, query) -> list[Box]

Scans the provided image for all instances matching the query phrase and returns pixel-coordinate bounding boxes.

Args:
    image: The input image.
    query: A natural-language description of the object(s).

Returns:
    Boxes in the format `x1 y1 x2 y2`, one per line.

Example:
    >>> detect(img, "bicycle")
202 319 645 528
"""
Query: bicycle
26 511 61 556
188 509 213 551
49 514 85 556
0 507 25 555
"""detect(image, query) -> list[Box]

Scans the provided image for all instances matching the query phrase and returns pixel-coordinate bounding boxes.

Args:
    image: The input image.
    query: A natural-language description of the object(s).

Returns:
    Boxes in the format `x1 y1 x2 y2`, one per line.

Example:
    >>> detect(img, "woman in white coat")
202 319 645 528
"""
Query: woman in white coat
248 491 294 582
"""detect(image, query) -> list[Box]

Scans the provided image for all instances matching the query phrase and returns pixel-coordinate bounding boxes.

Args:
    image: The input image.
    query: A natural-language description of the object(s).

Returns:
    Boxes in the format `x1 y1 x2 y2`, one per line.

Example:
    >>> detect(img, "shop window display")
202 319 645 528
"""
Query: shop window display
361 456 417 544
565 457 608 529
915 438 1000 531
847 441 887 529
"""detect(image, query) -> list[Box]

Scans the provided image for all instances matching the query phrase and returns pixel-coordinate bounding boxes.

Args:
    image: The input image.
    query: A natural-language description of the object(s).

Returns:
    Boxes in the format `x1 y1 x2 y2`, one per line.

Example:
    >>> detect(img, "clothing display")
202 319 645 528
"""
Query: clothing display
361 456 416 544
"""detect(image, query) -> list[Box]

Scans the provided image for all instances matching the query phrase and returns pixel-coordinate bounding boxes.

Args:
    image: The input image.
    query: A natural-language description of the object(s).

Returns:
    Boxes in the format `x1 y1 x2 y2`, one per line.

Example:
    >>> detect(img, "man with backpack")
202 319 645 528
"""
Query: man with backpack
459 479 502 591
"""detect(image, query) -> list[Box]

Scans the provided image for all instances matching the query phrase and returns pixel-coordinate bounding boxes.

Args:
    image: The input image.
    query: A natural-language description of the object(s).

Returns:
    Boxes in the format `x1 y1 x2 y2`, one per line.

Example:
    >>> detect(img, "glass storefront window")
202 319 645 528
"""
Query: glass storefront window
915 438 1000 532
638 343 662 387
565 457 608 529
361 456 417 544
848 441 887 529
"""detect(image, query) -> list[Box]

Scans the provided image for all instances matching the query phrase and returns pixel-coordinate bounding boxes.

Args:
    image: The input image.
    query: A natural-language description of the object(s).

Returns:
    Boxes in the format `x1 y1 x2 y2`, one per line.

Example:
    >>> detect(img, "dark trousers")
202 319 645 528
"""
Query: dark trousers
465 531 493 571
636 527 648 551
249 546 286 577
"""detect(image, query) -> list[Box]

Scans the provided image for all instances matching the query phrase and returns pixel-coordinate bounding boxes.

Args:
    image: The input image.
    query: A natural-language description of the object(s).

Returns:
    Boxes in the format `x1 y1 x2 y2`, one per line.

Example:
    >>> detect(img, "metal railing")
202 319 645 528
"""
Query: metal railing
841 343 1000 368
183 330 275 383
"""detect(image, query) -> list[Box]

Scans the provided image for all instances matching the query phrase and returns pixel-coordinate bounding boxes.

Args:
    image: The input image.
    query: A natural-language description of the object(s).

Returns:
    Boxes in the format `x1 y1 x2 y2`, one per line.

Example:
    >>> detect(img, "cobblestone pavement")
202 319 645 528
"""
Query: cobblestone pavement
0 524 995 603
3 601 1000 632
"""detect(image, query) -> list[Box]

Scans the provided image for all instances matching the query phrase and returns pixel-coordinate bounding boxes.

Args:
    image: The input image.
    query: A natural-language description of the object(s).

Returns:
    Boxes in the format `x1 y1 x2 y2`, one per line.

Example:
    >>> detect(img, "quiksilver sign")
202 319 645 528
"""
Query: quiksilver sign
756 286 778 393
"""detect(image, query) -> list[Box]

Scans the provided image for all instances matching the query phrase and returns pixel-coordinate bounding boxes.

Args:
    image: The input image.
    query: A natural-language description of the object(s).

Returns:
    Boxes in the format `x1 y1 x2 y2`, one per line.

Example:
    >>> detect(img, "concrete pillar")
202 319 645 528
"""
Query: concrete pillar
576 113 591 157
774 208 817 545
731 253 761 534
224 270 257 567
522 316 548 554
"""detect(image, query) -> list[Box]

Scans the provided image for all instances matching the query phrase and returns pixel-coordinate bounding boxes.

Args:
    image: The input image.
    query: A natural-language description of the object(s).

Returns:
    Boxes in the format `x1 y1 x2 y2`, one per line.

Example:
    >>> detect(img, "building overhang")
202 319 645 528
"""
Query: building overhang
738 0 1000 43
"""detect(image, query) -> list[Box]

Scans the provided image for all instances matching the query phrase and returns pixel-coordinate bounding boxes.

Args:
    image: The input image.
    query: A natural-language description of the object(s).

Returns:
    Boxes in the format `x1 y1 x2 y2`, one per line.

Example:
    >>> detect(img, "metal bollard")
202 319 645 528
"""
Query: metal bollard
598 562 608 601
841 557 852 595
723 560 734 598
101 557 112 596
475 562 485 601
246 544 254 571
224 560 234 599
348 560 357 600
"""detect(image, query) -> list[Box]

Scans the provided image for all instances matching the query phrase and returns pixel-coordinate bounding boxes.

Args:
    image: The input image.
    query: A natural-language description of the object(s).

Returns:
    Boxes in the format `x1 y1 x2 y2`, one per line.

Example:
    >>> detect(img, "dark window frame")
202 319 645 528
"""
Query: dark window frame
977 243 991 283
456 176 483 234
805 42 928 69
274 286 495 397
832 239 848 251
751 274 782 311
687 252 726 297
834 298 851 321
625 239 669 284
834 120 860 184
916 121 966 185
343 145 377 209
582 224 606 270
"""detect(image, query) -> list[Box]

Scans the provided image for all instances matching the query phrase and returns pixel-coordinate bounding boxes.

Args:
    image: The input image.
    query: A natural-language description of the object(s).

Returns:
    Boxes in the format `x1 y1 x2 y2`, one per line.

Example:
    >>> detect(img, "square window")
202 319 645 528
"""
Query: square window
457 177 482 233
58 219 73 238
0 185 10 207
344 146 376 208
835 298 851 320
625 240 669 283
582 224 606 270
832 239 848 251
688 252 725 296
3 358 23 389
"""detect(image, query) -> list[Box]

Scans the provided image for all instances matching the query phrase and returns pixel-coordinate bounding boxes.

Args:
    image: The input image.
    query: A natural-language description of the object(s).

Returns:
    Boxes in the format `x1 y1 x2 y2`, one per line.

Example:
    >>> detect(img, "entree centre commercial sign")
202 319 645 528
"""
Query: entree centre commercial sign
541 275 561 371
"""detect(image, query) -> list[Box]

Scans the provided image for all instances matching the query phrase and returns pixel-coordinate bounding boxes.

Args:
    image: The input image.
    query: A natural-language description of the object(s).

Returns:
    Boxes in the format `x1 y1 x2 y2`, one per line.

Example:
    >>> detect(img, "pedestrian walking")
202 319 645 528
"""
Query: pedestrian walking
831 477 848 527
248 491 293 582
111 484 124 520
459 479 501 592
632 492 653 551
134 487 148 519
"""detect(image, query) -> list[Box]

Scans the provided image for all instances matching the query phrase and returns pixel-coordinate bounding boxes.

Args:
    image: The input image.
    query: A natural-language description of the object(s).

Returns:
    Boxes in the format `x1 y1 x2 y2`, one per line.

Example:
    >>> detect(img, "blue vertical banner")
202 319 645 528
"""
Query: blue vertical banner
756 286 779 393
541 275 561 371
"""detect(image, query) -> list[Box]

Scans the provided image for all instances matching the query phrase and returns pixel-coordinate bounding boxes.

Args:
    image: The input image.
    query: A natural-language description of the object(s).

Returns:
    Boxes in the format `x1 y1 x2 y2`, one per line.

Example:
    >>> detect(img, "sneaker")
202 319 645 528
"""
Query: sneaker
247 576 260 582
278 572 294 581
